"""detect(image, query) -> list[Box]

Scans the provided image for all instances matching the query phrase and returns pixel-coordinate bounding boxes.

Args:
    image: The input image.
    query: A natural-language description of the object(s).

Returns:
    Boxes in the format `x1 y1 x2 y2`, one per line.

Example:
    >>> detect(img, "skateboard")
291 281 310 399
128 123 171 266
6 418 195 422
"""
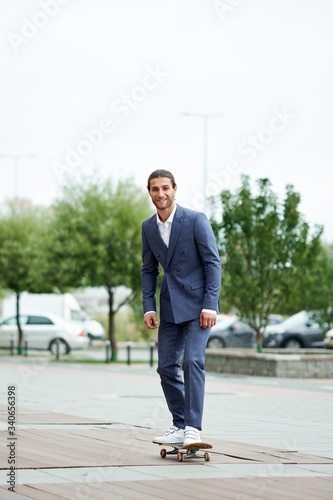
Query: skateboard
154 441 212 462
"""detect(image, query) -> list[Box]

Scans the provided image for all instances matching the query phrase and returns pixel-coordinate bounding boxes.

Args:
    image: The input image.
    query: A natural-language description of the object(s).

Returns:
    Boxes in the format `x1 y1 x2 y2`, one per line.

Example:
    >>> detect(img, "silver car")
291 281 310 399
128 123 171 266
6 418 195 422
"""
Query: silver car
263 311 324 349
0 312 89 354
206 314 256 349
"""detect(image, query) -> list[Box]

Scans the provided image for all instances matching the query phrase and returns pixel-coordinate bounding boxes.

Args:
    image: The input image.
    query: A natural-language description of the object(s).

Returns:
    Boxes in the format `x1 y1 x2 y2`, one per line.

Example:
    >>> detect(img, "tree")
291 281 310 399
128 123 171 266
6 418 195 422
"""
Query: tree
210 176 323 351
50 176 152 360
290 243 333 332
0 208 53 353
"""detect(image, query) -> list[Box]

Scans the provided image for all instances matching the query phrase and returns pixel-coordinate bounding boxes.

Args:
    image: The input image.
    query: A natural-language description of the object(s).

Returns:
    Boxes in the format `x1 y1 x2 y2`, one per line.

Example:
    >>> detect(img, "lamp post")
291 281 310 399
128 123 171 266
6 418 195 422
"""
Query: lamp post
0 153 37 206
181 112 223 213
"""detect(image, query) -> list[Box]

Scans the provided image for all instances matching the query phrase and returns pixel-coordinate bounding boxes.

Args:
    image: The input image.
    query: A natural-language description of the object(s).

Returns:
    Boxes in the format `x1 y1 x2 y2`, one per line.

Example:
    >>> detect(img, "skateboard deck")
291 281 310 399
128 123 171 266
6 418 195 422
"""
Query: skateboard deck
154 441 212 462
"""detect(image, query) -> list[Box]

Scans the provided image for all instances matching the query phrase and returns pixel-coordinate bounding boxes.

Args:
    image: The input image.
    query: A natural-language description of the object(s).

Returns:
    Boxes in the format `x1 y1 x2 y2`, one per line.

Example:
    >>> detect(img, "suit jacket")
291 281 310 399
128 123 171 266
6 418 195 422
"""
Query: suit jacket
141 205 221 324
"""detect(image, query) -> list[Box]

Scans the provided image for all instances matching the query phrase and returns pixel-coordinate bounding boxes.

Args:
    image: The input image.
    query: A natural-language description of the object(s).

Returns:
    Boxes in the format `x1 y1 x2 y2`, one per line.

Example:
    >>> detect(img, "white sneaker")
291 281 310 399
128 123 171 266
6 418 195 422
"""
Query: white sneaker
183 426 201 447
153 426 184 444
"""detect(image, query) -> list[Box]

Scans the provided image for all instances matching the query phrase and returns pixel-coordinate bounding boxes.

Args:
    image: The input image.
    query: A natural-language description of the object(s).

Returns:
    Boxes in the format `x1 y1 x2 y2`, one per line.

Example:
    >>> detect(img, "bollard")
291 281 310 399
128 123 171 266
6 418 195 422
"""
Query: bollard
56 339 60 361
150 340 155 367
10 337 14 356
126 340 131 365
105 340 110 363
24 338 28 357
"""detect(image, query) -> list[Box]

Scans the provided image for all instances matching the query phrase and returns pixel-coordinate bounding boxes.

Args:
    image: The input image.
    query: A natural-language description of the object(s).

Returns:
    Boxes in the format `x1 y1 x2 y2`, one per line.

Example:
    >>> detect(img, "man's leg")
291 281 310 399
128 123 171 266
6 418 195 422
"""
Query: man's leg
182 319 210 431
157 320 186 429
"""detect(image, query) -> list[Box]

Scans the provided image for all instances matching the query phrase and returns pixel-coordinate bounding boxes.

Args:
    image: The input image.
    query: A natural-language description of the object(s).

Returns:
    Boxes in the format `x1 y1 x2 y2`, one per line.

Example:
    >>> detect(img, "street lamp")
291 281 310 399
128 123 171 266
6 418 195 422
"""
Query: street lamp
0 153 37 204
181 112 223 213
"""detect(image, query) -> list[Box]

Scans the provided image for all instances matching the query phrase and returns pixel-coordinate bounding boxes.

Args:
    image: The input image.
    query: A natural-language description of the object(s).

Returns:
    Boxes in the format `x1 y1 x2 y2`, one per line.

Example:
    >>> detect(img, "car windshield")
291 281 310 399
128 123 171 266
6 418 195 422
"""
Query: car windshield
281 311 309 329
2 315 29 325
71 310 88 321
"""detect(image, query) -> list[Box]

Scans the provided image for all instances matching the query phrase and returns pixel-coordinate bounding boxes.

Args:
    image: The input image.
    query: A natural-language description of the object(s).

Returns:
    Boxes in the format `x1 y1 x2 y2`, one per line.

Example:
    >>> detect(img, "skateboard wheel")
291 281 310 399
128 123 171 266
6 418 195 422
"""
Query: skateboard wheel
177 452 184 462
204 452 211 462
160 449 167 458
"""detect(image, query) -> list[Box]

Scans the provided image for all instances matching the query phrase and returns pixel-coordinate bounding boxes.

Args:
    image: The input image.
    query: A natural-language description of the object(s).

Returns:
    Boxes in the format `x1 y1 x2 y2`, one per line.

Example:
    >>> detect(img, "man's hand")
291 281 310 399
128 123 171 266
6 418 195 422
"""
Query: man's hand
144 312 159 329
200 311 217 329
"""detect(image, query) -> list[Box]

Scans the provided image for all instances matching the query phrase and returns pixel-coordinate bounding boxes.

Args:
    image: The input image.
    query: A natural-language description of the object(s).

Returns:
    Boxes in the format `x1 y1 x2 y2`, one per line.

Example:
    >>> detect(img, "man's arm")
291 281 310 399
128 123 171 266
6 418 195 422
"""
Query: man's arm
141 225 159 328
194 213 222 321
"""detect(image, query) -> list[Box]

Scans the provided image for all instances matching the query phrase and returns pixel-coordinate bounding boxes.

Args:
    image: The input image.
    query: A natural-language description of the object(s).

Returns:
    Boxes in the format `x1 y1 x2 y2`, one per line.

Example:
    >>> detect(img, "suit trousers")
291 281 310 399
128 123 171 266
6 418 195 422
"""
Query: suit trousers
157 318 210 431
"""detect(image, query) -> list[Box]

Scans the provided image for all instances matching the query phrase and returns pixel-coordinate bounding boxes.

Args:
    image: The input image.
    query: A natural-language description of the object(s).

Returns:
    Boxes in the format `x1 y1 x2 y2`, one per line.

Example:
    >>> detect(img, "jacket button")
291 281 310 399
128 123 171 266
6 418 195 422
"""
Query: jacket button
176 267 180 272
157 253 160 257
180 250 184 255
166 268 170 273
180 284 184 288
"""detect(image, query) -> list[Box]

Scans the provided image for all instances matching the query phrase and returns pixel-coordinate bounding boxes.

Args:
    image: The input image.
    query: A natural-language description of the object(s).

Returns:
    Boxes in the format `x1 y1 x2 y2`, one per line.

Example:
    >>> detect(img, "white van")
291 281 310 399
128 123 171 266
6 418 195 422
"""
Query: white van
1 293 105 341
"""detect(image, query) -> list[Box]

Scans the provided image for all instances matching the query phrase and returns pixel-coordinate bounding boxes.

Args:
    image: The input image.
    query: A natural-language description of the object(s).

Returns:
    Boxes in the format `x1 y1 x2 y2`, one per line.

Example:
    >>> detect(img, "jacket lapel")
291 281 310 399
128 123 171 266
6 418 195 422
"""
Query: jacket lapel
147 216 168 264
166 205 184 267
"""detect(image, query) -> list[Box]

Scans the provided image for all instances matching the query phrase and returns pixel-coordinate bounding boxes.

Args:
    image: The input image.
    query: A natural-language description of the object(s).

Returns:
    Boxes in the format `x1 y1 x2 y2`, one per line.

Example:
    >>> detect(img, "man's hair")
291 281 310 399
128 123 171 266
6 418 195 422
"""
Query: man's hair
147 170 176 190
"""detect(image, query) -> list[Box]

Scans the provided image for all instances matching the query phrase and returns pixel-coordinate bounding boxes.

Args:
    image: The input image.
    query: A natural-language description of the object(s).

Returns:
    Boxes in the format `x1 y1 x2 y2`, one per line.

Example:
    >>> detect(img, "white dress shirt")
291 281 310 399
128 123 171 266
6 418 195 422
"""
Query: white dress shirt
156 203 177 248
144 204 216 317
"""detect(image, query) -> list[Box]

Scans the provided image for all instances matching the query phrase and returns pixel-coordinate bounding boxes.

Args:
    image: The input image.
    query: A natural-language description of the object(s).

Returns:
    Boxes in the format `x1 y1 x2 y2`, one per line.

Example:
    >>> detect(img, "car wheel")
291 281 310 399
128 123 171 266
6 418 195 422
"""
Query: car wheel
207 337 225 349
283 338 303 349
49 339 70 355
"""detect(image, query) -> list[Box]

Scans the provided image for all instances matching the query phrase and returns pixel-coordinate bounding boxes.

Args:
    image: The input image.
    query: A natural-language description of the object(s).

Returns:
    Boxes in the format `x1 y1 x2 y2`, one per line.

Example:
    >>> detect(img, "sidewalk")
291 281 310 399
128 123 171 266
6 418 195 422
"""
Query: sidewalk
0 356 333 499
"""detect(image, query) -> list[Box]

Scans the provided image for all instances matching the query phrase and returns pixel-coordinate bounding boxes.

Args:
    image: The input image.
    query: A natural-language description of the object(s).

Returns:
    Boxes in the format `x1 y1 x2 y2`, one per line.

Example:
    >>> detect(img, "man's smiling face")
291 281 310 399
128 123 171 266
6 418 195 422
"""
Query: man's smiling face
148 177 177 212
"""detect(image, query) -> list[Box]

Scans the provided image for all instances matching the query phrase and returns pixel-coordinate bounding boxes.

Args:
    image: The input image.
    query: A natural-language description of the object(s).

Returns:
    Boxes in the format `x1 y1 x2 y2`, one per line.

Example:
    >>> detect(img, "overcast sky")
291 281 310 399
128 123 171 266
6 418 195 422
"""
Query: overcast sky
1 0 332 240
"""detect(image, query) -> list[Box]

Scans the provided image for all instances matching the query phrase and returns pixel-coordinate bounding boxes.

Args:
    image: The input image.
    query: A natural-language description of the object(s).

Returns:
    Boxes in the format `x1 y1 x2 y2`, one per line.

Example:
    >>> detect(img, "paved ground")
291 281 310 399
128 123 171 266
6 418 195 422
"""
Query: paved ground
0 354 333 499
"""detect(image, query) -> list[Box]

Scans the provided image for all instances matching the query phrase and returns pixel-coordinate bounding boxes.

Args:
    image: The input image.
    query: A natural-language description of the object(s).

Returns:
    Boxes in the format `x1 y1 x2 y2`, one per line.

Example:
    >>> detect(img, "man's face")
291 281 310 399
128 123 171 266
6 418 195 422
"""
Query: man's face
148 177 177 211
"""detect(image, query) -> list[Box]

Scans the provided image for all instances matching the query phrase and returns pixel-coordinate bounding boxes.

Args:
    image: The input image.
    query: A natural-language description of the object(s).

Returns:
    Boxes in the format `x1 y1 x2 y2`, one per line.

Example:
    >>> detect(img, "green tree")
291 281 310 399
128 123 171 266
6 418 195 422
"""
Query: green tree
0 208 52 353
50 176 152 360
210 176 323 351
290 243 333 331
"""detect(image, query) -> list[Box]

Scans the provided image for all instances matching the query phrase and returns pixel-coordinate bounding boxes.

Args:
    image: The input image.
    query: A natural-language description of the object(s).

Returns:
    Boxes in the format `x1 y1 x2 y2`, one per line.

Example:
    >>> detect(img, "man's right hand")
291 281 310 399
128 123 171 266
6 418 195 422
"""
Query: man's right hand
144 312 159 329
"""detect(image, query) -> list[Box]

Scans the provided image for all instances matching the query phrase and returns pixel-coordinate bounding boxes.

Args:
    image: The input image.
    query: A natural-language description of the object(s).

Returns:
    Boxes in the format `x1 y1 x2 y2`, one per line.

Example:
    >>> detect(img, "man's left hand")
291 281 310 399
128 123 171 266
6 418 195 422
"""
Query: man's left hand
200 312 217 329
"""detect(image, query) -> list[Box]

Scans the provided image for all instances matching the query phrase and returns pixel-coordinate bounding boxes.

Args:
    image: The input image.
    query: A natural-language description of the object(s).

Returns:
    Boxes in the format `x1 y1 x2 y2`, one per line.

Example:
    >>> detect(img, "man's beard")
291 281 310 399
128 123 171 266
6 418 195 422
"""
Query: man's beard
153 196 174 211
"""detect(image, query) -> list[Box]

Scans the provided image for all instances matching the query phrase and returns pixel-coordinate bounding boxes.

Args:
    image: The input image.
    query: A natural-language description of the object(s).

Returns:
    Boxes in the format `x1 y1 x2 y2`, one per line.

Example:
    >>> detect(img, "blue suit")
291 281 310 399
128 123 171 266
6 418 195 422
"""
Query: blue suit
142 205 221 430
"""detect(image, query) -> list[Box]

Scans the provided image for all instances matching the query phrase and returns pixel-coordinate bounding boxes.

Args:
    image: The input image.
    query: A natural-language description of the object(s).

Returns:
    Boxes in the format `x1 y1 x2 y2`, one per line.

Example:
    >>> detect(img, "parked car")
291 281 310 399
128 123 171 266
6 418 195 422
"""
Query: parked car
206 315 256 349
267 314 284 325
0 312 90 354
324 329 333 349
262 310 324 348
240 314 284 328
1 293 105 341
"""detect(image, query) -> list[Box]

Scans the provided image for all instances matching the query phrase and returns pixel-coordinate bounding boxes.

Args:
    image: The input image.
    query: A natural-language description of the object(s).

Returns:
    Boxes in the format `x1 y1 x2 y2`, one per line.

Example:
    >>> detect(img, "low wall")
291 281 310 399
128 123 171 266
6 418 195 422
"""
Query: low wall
205 349 333 378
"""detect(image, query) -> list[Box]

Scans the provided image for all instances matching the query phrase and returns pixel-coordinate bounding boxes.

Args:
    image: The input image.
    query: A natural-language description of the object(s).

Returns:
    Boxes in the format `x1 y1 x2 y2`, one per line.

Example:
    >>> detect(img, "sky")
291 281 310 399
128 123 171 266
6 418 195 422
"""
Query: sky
1 0 332 240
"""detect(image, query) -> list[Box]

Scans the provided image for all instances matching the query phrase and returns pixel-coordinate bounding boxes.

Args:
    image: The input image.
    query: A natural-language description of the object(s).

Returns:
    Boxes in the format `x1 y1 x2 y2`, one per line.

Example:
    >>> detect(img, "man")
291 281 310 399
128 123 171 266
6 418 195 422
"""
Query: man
141 169 221 447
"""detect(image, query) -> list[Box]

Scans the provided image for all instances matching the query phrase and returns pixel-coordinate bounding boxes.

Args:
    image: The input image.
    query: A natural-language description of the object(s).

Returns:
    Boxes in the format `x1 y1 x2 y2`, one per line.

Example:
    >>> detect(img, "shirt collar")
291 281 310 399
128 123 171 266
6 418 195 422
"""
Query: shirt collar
156 203 177 226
